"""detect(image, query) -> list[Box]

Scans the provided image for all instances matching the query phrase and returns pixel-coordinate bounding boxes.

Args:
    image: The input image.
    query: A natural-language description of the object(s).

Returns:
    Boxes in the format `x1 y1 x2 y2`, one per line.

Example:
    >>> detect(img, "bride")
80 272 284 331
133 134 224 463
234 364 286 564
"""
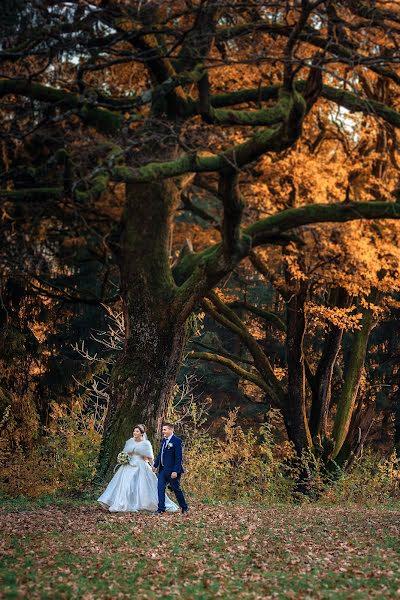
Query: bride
97 424 178 513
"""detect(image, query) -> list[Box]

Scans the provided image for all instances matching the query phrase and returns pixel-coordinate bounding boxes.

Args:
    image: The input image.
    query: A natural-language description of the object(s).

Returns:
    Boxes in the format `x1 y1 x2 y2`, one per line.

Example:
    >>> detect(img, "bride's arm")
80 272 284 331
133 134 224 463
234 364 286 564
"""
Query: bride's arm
122 439 135 455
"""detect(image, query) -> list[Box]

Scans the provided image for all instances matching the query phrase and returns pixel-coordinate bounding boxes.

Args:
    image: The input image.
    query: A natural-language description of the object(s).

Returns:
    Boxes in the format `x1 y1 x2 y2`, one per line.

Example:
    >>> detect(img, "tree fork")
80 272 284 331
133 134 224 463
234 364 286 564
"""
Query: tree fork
309 287 350 440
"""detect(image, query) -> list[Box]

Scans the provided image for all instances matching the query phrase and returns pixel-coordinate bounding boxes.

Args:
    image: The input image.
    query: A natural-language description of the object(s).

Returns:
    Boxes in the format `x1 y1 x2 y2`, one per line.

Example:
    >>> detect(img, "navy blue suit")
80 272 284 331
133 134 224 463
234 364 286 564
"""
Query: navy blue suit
154 434 188 512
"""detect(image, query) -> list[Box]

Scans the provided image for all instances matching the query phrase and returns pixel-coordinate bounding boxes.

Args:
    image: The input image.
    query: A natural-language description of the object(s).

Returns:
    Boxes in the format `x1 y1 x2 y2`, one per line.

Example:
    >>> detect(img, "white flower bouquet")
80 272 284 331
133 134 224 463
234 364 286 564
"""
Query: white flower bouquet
117 451 130 465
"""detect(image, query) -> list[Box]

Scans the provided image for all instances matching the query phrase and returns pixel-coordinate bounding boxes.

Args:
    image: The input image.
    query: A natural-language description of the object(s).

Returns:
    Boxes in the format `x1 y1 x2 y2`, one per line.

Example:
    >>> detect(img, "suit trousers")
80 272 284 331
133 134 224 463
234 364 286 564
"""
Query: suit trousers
157 466 188 511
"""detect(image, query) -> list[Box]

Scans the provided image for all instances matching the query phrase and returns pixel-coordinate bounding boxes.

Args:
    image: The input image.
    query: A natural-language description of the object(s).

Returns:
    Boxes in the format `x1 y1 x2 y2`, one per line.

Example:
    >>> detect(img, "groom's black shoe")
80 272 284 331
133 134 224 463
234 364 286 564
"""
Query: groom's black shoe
154 509 165 514
181 507 189 515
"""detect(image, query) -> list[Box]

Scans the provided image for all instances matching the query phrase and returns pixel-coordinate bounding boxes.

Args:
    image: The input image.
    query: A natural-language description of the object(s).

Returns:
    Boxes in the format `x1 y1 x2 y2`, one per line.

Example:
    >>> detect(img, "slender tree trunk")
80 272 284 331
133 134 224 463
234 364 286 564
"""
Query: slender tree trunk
309 327 343 438
97 179 189 481
310 288 350 440
332 309 375 460
284 282 313 454
283 281 315 497
394 390 400 453
336 392 376 469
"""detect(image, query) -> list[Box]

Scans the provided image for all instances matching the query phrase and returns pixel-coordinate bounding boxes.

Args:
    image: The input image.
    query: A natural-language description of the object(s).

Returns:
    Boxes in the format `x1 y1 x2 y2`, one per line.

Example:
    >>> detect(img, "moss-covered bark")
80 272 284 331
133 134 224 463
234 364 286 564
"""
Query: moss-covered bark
207 82 400 130
335 391 376 469
172 202 400 289
98 320 189 481
332 310 375 460
0 79 123 133
111 89 306 183
246 201 400 244
97 179 189 481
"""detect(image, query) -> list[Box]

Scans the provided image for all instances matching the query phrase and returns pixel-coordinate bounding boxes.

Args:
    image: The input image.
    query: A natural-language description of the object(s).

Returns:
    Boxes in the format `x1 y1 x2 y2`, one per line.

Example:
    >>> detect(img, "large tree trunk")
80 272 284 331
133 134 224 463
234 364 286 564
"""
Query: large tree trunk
98 321 188 481
97 179 189 481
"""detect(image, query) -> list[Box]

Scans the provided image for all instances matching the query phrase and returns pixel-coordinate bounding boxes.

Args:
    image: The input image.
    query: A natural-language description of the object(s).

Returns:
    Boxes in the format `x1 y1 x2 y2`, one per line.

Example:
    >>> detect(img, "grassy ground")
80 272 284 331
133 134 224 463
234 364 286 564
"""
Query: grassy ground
1 498 399 599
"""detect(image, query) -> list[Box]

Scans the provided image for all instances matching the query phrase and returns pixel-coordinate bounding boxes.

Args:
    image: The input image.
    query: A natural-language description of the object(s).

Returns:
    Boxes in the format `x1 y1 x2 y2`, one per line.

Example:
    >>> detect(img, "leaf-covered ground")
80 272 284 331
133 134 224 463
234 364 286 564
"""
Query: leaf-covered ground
1 500 399 599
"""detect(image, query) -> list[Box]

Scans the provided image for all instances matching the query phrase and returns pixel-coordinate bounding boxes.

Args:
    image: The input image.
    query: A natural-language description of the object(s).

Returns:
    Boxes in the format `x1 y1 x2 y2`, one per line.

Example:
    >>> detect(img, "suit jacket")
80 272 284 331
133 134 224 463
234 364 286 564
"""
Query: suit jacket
154 434 184 474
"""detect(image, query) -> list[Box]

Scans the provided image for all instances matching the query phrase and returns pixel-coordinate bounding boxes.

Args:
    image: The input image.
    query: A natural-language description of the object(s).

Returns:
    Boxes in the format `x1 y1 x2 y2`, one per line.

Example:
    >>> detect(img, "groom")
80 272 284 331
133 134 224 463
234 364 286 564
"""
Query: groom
153 422 189 514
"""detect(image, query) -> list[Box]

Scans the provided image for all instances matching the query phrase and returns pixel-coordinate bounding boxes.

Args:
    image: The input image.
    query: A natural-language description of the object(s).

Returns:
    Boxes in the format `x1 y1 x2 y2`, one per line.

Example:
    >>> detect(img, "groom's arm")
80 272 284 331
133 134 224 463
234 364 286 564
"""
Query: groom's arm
172 439 183 474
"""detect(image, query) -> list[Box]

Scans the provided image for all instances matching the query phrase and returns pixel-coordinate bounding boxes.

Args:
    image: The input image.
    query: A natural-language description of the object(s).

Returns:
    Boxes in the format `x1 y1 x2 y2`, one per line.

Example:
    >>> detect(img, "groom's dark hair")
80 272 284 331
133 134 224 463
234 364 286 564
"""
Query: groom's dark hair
162 422 174 429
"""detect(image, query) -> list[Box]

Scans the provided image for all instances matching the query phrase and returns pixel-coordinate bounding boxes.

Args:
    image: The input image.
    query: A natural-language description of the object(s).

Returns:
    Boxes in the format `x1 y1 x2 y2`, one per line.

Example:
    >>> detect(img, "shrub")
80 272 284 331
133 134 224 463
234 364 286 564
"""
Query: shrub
0 397 102 497
183 409 294 504
321 451 400 506
1 389 399 507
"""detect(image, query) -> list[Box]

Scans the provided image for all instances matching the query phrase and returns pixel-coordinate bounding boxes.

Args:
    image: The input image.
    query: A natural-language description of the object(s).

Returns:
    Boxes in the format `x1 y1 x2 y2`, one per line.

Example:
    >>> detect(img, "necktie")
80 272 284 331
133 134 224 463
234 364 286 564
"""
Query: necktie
161 439 167 466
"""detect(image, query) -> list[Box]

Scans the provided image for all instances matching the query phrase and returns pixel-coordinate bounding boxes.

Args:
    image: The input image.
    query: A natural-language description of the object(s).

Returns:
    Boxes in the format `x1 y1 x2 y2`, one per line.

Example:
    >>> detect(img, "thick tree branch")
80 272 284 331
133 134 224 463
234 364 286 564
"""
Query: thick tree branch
187 351 271 394
198 73 302 126
228 301 287 332
131 34 189 116
174 200 400 314
219 171 245 259
332 308 376 461
0 79 123 133
189 339 254 366
203 293 284 404
208 82 400 130
111 89 306 182
245 201 400 245
284 277 313 452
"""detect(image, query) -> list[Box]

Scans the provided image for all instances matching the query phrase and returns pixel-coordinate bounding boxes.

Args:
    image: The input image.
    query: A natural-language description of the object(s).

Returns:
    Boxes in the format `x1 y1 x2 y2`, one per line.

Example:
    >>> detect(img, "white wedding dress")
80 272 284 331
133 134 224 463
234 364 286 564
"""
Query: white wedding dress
97 438 178 512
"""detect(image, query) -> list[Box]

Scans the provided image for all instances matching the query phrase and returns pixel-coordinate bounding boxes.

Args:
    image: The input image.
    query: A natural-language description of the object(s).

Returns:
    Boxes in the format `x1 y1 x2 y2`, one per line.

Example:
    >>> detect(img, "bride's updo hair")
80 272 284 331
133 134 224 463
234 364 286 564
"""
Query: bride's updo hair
134 424 146 435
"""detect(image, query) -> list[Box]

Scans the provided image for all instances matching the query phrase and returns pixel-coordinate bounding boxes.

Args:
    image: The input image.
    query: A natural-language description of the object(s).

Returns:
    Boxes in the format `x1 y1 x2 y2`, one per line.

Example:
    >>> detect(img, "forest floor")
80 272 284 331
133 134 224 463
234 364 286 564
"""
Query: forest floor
1 498 399 599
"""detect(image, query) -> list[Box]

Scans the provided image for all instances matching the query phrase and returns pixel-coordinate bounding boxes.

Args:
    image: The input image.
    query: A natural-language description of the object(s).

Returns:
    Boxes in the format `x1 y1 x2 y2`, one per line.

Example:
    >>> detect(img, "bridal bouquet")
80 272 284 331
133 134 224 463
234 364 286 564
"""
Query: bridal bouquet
117 451 130 465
